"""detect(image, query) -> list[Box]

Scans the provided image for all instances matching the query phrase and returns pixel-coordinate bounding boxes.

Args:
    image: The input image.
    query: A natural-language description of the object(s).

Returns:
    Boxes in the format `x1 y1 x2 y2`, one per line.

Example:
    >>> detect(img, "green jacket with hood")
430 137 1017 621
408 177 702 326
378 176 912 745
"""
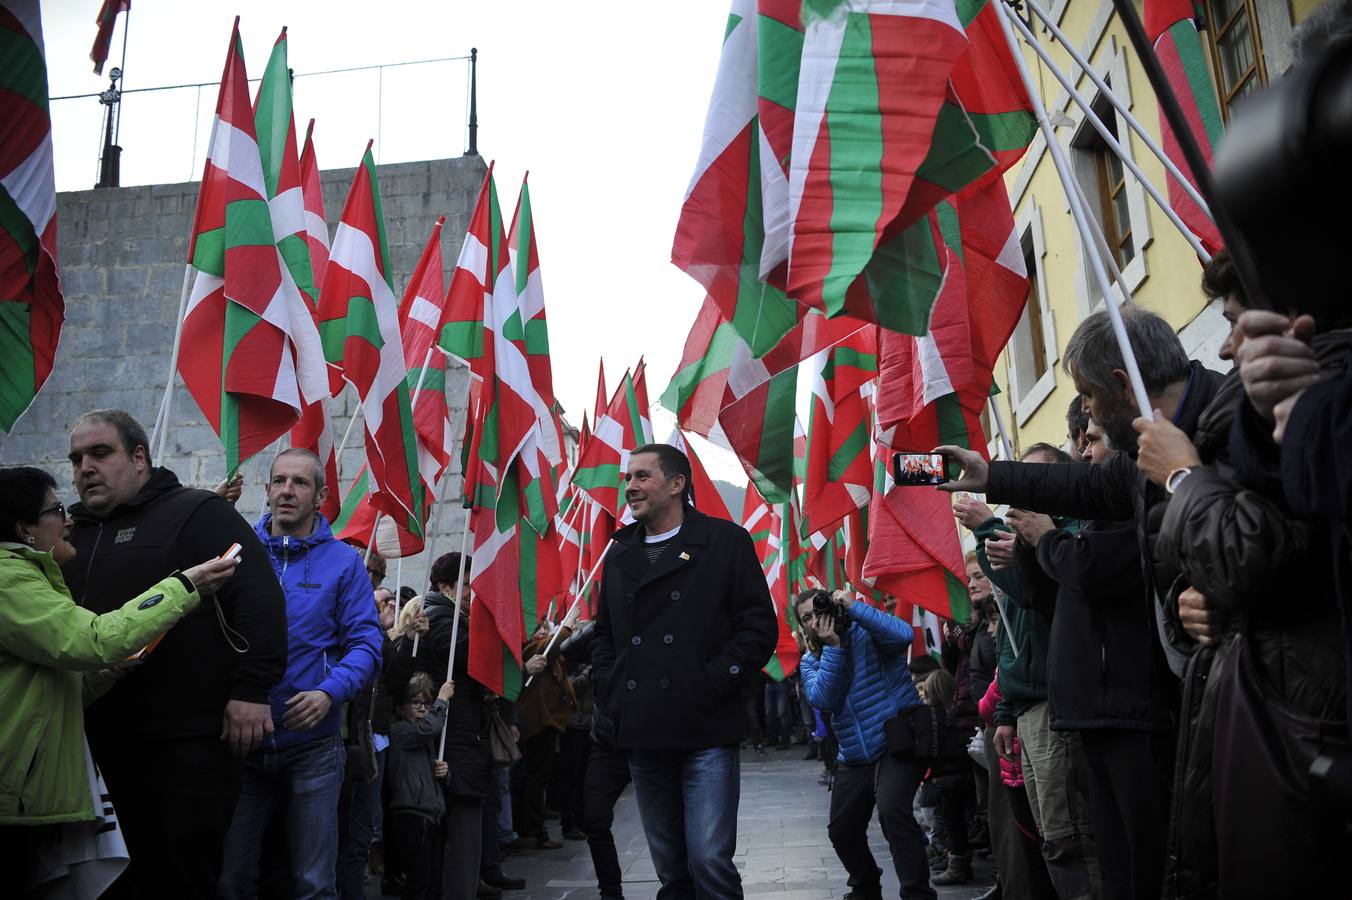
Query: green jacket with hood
0 542 199 825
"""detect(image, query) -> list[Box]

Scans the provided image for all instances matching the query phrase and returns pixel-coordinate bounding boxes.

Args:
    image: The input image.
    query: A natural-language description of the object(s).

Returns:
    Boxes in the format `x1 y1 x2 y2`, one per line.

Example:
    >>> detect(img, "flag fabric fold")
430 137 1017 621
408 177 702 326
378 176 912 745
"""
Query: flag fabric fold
0 0 64 434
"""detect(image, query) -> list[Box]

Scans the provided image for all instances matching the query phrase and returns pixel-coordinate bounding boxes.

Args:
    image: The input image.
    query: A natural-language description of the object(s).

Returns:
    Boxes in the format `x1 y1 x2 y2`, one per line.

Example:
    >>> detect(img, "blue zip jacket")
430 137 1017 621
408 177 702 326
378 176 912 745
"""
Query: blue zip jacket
253 513 382 749
799 602 924 765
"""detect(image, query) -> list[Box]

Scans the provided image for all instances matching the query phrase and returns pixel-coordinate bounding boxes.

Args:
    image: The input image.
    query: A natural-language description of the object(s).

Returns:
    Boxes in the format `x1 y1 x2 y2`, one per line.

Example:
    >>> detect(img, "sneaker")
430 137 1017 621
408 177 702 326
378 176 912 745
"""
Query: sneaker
476 881 504 900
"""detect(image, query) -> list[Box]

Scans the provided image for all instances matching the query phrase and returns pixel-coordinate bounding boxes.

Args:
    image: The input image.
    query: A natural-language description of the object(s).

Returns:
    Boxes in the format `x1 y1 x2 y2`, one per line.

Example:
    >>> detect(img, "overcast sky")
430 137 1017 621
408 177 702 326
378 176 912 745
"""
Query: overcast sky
41 0 753 483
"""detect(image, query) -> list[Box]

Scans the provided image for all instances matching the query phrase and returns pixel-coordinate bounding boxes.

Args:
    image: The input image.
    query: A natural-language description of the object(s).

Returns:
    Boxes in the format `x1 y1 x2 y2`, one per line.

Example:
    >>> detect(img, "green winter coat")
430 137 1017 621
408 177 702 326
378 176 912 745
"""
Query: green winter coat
973 516 1079 726
0 542 200 825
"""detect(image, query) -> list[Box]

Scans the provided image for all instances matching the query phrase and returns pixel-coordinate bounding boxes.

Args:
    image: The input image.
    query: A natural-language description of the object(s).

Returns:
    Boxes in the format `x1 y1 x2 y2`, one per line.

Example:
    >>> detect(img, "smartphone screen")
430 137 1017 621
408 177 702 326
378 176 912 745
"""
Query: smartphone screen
892 452 949 486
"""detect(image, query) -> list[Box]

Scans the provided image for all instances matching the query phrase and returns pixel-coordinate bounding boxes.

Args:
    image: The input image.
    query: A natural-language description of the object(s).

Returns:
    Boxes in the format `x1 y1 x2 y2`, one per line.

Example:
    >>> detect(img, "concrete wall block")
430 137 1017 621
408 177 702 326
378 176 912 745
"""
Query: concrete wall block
107 265 151 298
61 265 107 298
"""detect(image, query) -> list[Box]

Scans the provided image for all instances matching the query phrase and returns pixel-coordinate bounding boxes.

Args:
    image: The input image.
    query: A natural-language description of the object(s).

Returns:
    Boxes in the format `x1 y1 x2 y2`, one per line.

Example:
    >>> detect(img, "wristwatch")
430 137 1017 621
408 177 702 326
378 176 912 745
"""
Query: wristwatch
1165 466 1193 495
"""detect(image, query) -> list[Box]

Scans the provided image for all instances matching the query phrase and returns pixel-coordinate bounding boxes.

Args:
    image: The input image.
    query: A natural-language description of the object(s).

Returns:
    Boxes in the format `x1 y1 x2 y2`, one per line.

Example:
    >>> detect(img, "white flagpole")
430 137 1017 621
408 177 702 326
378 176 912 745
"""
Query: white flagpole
150 263 193 463
987 395 1015 462
1023 0 1214 224
414 373 475 656
995 2 1153 420
437 512 475 760
523 539 615 690
1004 8 1211 261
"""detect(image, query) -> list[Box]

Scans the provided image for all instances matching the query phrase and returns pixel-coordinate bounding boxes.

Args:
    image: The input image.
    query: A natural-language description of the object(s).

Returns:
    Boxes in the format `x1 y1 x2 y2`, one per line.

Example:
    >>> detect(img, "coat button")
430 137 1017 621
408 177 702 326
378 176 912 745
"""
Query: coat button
631 635 642 646
729 665 741 676
670 590 681 601
625 593 634 602
660 678 670 689
626 679 637 690
663 634 674 644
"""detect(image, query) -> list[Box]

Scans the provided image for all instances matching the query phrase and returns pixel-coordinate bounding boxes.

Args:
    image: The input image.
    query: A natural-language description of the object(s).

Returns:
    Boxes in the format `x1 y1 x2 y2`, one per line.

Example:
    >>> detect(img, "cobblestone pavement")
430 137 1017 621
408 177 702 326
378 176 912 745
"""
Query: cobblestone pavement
449 747 997 900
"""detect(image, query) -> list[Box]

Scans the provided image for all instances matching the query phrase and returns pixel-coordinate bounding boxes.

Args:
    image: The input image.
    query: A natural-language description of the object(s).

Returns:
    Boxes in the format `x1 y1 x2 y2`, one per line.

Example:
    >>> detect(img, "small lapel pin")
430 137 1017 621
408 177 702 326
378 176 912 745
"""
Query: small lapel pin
679 551 691 561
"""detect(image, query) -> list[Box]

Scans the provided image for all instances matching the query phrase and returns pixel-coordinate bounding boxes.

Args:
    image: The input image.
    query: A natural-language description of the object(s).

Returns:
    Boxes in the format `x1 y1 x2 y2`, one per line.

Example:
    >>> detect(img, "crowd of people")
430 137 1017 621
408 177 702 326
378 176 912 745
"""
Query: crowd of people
1 252 1350 900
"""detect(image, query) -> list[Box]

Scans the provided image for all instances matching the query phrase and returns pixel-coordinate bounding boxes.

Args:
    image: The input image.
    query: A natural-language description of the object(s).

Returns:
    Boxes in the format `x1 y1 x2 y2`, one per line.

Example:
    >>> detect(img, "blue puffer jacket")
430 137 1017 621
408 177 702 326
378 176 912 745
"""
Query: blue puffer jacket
799 602 924 765
253 514 382 750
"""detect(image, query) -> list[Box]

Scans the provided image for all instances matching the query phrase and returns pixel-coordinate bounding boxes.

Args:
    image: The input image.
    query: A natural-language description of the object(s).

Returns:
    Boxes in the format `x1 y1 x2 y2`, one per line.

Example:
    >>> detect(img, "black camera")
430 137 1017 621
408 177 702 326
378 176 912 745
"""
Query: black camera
812 591 851 638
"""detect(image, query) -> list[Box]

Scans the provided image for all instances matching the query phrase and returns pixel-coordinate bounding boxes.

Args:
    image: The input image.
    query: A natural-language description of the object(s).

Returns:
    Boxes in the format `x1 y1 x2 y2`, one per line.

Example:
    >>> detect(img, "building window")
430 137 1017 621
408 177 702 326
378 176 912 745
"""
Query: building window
1008 203 1058 426
1204 0 1268 119
1087 94 1135 270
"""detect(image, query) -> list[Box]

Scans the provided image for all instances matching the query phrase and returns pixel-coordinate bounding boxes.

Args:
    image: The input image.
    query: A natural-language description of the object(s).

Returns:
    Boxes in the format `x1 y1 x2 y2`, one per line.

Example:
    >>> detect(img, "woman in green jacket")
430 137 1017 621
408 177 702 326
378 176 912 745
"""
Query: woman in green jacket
0 467 238 877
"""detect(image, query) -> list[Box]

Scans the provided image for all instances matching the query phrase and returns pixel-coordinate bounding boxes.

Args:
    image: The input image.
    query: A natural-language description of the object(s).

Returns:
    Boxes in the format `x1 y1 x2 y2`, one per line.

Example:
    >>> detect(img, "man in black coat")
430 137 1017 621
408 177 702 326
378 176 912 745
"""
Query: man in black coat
592 443 777 900
63 409 288 899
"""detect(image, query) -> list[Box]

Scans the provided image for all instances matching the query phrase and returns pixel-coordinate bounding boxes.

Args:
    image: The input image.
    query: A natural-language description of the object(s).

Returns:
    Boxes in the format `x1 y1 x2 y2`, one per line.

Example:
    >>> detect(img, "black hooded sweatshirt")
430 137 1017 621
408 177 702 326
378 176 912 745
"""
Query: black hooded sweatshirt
64 467 288 748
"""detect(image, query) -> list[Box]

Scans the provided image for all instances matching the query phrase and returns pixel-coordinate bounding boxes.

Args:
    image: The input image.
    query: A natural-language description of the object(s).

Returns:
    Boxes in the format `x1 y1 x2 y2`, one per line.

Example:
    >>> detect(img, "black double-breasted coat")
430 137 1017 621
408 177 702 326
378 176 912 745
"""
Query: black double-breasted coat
591 507 777 751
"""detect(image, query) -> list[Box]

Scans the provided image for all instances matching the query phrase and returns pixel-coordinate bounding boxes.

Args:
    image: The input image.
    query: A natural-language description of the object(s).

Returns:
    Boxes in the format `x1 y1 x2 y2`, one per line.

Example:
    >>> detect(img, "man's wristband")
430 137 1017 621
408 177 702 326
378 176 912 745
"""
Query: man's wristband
1165 466 1194 495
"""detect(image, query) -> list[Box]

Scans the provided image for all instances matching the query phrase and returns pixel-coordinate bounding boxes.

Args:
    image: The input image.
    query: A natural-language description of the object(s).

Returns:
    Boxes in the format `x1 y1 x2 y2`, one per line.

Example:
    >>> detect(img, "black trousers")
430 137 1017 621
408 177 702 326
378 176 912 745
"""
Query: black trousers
828 754 937 900
94 736 240 899
388 812 438 900
557 727 592 831
935 771 974 855
511 730 558 841
581 740 632 898
1080 729 1169 900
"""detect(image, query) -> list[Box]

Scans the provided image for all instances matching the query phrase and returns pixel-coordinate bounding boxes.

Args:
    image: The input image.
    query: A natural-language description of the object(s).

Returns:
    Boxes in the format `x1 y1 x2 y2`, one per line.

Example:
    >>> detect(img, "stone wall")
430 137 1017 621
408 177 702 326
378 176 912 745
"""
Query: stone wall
0 155 487 593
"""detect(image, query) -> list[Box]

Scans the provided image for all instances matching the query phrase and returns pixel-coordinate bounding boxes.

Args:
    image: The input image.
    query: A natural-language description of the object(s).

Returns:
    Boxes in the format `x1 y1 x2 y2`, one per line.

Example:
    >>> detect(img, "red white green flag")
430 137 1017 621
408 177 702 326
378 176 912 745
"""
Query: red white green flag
787 0 1035 330
668 428 734 522
0 0 64 434
803 328 877 536
332 463 425 558
466 166 566 700
90 0 127 76
506 175 564 469
178 18 327 475
1144 0 1224 255
572 363 653 518
673 0 805 357
298 119 330 294
397 215 455 487
874 179 1026 456
290 119 338 521
317 141 427 544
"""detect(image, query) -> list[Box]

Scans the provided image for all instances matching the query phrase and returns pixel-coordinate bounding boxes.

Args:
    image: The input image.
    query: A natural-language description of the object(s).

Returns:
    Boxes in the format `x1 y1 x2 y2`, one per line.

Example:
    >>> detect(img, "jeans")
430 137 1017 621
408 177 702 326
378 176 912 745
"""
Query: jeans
220 734 347 900
582 740 632 898
495 767 516 844
628 746 742 900
764 680 794 744
828 754 936 900
337 748 384 900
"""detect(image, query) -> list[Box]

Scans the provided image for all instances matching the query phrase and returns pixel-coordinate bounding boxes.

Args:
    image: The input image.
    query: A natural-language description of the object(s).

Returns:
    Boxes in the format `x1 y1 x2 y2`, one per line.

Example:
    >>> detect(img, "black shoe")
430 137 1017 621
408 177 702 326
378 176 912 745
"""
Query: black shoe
476 881 504 900
562 827 587 841
536 837 564 850
545 808 561 821
841 890 882 900
482 870 527 890
500 837 536 855
974 883 1002 900
775 739 792 750
802 743 819 761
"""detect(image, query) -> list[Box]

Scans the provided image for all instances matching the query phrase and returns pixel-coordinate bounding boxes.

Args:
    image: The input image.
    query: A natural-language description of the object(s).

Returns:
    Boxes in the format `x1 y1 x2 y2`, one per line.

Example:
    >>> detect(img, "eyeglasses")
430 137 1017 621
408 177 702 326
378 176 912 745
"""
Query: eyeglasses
408 699 431 710
38 502 67 520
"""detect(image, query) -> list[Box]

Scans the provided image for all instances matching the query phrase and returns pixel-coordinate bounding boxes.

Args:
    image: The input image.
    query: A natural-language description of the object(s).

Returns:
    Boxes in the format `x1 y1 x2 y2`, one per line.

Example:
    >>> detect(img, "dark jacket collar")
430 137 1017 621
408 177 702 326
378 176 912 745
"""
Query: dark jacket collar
610 506 710 588
70 466 183 523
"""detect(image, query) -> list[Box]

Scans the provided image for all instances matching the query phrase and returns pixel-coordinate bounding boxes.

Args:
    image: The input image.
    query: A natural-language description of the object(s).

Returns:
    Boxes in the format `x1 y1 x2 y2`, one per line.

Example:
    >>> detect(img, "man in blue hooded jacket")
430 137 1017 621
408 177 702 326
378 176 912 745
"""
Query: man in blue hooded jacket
797 588 935 900
220 449 383 900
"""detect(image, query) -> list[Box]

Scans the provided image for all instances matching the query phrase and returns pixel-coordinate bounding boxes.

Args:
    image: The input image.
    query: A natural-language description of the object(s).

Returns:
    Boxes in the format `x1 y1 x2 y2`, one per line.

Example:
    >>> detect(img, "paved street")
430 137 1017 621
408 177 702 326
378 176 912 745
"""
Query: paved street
481 748 996 900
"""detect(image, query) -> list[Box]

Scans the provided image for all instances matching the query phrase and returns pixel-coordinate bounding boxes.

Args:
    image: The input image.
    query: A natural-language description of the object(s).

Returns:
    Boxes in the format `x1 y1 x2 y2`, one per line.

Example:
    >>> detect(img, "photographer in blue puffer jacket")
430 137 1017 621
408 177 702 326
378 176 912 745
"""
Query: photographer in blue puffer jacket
797 588 935 900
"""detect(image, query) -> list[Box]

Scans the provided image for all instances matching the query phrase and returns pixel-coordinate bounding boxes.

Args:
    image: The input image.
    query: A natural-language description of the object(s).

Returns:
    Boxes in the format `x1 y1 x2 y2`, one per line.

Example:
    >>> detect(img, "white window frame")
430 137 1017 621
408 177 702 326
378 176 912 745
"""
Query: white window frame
1007 201 1058 427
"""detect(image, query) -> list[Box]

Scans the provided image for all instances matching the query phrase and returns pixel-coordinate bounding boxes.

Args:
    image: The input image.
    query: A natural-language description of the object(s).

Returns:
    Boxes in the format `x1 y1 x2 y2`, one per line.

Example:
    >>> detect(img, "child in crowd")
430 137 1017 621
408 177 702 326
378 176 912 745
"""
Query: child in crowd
385 672 454 900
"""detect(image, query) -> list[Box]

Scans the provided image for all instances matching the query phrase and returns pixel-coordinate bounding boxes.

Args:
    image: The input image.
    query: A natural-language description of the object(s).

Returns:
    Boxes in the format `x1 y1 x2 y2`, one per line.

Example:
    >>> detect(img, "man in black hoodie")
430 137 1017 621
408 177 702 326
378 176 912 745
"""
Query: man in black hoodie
63 409 287 899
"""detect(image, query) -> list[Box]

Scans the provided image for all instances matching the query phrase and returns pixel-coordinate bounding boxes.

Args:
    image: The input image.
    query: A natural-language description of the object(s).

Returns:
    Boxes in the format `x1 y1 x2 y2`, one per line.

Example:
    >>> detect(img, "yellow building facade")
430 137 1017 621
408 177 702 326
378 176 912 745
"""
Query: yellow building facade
987 0 1323 458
